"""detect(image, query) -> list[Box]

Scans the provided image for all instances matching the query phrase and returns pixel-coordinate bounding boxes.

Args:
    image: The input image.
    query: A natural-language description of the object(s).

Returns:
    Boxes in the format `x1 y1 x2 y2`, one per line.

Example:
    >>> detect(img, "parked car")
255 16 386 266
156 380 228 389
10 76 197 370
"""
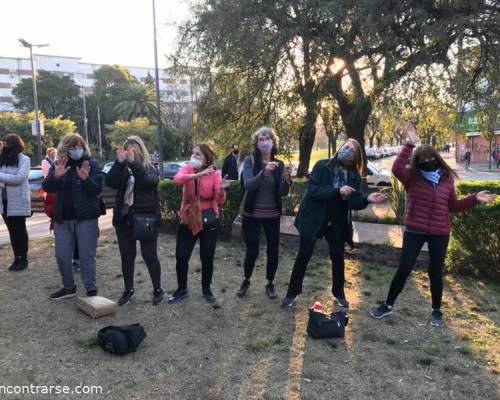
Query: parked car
366 162 391 186
162 162 187 179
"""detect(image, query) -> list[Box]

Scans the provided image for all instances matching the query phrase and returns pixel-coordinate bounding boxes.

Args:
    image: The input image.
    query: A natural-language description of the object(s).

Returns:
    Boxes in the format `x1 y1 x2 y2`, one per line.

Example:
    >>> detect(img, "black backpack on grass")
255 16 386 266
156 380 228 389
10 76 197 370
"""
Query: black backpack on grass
307 310 349 339
97 324 146 355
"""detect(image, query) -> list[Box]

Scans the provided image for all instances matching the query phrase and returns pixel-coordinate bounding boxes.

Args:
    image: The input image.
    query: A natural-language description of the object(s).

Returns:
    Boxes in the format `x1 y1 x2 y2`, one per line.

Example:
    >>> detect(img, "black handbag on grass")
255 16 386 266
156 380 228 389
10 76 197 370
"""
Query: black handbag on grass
307 309 349 339
97 324 146 355
133 213 158 240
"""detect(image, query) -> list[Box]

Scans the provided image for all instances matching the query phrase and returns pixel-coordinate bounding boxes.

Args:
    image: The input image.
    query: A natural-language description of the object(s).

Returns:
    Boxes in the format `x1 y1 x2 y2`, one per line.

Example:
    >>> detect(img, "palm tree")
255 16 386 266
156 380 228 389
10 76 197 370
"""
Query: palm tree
113 83 167 124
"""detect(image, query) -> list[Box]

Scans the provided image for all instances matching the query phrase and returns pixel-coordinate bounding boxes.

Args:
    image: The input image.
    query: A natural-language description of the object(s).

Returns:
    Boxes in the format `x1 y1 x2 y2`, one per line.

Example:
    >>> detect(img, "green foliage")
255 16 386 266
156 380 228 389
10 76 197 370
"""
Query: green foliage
446 180 500 279
113 83 167 125
387 176 406 224
12 70 82 123
0 111 76 159
158 179 241 237
105 117 183 161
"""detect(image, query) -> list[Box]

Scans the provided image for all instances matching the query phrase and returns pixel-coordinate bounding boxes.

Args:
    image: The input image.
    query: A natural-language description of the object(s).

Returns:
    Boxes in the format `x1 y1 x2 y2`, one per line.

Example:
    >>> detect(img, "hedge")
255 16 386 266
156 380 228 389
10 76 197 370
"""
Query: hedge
158 179 241 237
446 180 500 280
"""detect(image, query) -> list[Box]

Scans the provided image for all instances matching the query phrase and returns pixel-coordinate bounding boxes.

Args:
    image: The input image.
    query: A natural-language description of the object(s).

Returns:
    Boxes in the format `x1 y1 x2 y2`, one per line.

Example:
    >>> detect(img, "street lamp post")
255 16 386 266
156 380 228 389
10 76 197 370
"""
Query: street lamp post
81 87 89 143
18 39 49 165
152 0 165 178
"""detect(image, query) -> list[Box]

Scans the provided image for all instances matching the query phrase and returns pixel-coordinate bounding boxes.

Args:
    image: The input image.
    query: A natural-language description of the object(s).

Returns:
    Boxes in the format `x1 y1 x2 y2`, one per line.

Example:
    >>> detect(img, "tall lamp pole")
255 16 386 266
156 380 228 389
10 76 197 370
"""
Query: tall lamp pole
152 0 165 178
18 39 48 165
81 87 89 143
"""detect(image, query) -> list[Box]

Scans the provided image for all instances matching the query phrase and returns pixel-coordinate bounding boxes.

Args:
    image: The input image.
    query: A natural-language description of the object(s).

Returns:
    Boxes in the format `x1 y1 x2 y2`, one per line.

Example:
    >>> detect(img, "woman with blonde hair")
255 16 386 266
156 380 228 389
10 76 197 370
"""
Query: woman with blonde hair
282 138 386 308
43 133 104 300
237 127 292 299
105 136 164 306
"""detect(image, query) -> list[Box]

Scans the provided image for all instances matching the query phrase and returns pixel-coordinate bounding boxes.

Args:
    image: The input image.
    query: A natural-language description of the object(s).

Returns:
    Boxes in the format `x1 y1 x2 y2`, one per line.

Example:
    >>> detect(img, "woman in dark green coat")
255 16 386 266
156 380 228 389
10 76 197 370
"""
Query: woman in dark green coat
282 139 386 308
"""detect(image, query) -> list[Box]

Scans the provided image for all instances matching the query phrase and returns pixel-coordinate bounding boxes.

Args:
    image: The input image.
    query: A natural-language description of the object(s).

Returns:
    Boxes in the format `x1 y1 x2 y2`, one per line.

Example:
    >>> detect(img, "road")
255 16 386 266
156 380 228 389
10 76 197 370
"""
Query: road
371 149 500 181
0 211 114 246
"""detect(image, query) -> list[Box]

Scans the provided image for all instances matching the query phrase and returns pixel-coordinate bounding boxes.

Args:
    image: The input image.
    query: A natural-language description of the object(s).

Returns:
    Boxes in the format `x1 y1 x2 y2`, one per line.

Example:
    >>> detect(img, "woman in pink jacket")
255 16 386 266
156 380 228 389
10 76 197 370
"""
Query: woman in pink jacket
169 144 230 304
370 123 496 327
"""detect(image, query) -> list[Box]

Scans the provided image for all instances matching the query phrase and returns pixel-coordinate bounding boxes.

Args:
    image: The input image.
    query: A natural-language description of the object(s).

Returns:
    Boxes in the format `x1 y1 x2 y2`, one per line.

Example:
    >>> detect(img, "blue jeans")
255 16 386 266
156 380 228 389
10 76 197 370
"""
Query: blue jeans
54 219 99 291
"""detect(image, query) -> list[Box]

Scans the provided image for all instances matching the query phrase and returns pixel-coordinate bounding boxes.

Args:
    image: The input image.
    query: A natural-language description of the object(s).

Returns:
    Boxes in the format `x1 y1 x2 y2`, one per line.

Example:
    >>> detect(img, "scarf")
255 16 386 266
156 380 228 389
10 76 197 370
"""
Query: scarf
123 167 135 209
420 168 442 187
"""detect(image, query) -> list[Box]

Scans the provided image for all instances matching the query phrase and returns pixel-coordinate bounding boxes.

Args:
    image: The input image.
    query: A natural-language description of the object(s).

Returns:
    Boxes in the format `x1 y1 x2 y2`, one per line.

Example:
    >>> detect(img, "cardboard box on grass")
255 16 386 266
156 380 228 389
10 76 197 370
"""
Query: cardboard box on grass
76 296 117 319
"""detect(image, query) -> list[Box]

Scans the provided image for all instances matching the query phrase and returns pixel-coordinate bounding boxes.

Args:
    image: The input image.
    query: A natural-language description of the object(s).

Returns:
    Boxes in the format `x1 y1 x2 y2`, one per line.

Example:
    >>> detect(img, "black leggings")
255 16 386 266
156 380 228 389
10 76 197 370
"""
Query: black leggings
2 203 28 259
287 227 346 299
175 224 218 291
242 216 280 282
386 231 449 310
115 218 162 291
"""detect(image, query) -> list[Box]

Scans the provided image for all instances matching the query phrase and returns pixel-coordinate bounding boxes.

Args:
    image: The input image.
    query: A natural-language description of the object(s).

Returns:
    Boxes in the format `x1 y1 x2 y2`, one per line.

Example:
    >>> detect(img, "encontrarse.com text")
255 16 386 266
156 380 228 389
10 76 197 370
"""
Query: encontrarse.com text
0 385 103 396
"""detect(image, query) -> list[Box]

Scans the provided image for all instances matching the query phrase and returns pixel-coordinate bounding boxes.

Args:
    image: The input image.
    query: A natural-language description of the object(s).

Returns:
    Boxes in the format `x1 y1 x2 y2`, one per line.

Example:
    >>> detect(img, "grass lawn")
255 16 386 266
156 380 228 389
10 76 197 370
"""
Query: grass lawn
288 149 330 166
0 231 498 399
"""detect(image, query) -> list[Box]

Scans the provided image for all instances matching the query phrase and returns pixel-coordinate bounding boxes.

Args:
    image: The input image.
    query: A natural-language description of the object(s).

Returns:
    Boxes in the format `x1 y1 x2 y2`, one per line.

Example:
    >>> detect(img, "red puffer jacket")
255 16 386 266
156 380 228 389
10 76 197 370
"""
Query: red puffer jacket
392 144 478 235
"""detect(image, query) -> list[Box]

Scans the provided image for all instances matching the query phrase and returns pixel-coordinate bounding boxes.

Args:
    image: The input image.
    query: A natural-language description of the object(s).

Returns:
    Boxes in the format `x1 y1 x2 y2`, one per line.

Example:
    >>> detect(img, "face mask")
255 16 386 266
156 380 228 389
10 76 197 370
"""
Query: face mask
190 156 203 169
418 160 439 172
68 148 84 160
232 149 239 155
257 139 273 153
338 147 355 163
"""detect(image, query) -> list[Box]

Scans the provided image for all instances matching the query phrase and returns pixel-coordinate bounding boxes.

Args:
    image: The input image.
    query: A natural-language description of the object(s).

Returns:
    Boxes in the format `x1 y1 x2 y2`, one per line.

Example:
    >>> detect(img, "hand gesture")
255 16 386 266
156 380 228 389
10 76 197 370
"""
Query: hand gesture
221 178 231 189
116 148 127 163
283 165 293 183
367 192 387 204
197 165 215 177
263 161 278 176
403 122 418 145
76 160 90 180
340 185 355 199
476 191 496 204
54 159 70 178
127 148 136 163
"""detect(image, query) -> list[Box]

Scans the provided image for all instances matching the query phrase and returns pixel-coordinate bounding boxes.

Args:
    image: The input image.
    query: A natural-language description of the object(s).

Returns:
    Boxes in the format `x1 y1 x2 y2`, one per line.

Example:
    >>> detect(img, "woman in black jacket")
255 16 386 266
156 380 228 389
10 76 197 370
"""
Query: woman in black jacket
105 136 163 306
43 133 104 300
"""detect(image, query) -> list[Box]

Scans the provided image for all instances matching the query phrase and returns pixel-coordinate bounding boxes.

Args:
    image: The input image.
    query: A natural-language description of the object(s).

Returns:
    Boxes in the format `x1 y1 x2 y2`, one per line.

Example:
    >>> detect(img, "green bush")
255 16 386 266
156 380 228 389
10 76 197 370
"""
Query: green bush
386 175 406 224
446 180 500 279
158 179 241 237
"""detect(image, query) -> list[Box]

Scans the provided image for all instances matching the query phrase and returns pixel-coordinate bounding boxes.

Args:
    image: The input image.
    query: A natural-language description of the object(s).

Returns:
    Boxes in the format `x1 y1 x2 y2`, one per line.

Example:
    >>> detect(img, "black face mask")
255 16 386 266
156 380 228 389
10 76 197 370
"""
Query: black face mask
232 149 239 155
418 160 439 172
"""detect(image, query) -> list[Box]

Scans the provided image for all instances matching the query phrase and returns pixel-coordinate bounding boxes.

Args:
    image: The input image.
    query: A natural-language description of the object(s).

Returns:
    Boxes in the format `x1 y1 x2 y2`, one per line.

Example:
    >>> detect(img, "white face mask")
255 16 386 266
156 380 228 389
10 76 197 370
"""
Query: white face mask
190 156 203 169
68 148 84 160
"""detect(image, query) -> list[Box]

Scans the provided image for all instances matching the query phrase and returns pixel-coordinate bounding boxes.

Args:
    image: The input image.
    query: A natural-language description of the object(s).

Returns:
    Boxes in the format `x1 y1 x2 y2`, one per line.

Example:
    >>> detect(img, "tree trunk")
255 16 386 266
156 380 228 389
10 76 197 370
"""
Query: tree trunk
297 105 319 177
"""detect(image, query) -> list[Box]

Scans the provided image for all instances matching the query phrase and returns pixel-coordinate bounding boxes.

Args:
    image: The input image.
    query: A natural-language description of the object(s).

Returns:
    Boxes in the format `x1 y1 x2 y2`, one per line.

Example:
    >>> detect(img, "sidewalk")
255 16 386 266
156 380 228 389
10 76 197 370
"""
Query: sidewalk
232 215 424 250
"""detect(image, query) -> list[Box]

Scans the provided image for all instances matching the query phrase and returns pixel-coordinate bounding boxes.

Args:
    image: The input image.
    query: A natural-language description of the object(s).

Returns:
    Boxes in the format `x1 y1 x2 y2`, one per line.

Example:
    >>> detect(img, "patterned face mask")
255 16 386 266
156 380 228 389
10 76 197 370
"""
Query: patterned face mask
338 147 354 163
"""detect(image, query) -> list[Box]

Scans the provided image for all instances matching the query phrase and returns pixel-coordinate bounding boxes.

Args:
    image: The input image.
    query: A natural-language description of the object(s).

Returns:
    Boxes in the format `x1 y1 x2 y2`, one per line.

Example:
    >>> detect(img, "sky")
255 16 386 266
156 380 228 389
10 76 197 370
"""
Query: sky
0 0 191 68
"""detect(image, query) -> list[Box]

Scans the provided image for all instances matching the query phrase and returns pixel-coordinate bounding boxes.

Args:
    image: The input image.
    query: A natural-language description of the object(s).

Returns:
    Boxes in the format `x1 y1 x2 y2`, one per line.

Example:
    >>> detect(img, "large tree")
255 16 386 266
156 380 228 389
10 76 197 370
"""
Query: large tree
12 70 82 123
113 83 167 125
178 0 499 175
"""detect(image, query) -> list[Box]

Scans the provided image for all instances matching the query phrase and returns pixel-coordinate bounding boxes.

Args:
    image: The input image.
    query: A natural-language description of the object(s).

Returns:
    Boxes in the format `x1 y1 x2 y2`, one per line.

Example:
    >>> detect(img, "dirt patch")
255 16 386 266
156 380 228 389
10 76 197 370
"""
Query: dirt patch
0 230 498 399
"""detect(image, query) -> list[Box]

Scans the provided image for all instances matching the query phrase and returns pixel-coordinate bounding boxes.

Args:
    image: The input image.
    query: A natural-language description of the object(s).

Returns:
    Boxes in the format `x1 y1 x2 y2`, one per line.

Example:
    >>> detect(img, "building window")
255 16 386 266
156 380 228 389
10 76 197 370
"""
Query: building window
180 79 187 84
0 96 13 102
0 68 10 75
18 69 32 75
163 78 176 84
0 82 11 88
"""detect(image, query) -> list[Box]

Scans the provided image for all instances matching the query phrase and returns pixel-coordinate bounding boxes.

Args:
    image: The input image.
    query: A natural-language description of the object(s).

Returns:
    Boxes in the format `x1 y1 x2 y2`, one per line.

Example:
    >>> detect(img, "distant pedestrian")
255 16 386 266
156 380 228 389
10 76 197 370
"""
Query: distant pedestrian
492 147 500 169
464 149 471 170
41 147 56 177
222 144 240 181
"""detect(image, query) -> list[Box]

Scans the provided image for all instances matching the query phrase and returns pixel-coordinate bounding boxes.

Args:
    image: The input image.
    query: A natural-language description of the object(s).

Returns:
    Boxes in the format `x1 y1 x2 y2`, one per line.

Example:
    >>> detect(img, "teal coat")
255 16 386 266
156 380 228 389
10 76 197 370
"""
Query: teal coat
294 158 369 242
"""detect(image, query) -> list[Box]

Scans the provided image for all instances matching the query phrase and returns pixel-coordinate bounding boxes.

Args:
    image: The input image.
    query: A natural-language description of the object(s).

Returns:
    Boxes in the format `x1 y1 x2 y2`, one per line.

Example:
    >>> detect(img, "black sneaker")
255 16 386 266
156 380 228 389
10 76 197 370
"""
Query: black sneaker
168 289 189 304
265 282 277 299
118 290 135 306
237 279 251 298
336 297 350 309
202 288 216 304
431 310 444 327
86 289 98 297
281 294 298 307
152 288 164 305
9 257 28 271
49 286 77 300
369 304 393 319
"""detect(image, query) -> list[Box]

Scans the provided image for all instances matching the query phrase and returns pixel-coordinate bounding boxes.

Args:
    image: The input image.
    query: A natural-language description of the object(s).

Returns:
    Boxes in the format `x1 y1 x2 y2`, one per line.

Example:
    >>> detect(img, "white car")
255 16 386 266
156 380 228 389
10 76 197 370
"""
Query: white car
366 162 391 186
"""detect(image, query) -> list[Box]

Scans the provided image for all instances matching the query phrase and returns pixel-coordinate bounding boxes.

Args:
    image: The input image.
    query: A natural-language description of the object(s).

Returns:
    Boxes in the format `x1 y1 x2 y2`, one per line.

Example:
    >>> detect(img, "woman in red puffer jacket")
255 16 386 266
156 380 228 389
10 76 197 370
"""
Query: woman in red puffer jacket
370 122 496 327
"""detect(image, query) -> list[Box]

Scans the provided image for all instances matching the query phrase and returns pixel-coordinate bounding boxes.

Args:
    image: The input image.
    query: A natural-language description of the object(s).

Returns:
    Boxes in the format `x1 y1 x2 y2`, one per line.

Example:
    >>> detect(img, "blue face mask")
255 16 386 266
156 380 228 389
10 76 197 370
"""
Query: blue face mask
338 147 354 163
68 148 84 160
